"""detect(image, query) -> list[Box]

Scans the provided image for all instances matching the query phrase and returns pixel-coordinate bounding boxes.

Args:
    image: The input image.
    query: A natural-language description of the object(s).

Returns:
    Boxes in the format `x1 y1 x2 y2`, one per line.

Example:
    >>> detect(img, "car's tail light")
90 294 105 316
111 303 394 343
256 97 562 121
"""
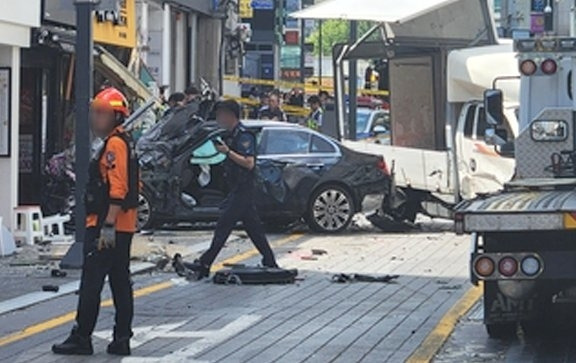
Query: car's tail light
520 59 537 76
498 256 518 277
377 157 389 175
541 59 557 75
475 257 495 277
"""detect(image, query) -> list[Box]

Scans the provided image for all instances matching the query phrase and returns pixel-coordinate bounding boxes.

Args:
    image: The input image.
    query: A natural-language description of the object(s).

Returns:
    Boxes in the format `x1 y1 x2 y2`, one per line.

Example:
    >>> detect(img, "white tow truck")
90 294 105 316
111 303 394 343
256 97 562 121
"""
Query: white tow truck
455 37 576 337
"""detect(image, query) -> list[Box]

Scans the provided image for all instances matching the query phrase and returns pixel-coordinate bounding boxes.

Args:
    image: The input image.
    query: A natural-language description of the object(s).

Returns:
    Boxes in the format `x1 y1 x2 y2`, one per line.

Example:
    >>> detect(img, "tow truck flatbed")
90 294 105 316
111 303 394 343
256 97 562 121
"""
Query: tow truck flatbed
456 189 576 233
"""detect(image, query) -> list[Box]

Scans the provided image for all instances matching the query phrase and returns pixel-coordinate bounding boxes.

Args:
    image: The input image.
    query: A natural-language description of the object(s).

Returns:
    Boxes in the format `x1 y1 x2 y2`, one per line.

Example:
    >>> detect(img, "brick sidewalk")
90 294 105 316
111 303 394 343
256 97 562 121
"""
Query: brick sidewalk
2 230 470 363
0 229 221 301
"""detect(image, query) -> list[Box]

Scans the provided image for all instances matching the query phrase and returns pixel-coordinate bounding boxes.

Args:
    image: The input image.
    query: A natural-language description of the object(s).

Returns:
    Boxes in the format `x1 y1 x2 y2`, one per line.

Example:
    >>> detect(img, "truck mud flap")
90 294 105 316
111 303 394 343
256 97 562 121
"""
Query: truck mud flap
484 281 539 324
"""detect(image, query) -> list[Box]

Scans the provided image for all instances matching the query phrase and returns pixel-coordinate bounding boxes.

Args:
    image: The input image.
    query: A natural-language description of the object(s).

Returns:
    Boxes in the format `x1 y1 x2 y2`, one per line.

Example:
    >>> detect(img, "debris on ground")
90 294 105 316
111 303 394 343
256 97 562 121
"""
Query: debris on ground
311 249 328 256
439 284 462 290
331 273 400 284
51 269 67 278
366 212 417 232
42 285 59 292
301 255 318 261
213 266 298 285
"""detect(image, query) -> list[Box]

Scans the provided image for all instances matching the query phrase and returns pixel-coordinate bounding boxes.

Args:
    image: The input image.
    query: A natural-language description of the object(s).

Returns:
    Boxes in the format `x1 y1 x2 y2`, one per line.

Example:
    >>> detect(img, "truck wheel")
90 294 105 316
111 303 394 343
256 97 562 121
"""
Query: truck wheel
485 323 517 339
382 188 419 223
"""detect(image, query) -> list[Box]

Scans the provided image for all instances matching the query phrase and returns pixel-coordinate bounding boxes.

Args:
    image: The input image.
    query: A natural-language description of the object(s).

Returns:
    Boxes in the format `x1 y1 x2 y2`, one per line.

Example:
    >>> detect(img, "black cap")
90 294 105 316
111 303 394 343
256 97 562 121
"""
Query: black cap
214 99 241 119
308 95 320 105
168 92 186 103
185 84 200 96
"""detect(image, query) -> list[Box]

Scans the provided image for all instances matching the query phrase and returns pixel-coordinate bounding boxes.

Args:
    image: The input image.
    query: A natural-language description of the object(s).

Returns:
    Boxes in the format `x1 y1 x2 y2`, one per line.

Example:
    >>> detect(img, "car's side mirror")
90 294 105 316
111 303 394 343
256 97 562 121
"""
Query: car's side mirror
485 128 508 146
372 125 387 134
484 89 504 126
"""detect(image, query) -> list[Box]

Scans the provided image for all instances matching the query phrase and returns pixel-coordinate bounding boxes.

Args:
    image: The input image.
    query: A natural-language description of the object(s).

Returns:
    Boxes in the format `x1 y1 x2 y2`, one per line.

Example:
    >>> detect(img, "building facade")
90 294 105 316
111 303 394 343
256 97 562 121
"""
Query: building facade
13 0 229 221
0 1 42 228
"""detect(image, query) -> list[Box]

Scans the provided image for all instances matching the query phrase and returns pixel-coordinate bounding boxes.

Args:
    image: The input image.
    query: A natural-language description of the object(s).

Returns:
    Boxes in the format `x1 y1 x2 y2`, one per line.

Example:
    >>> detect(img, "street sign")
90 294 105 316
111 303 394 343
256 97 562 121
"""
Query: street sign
251 0 273 10
93 0 136 48
240 0 254 18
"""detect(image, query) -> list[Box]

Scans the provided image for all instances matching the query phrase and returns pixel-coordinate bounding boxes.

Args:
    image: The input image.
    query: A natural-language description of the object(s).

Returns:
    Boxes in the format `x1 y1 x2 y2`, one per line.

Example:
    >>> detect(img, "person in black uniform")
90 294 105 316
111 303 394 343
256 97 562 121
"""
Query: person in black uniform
190 100 278 278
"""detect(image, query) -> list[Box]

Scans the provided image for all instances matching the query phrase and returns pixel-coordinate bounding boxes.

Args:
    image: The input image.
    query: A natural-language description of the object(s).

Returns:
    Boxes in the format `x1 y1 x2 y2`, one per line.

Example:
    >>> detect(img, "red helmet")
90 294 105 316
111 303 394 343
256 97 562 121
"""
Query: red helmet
92 87 130 117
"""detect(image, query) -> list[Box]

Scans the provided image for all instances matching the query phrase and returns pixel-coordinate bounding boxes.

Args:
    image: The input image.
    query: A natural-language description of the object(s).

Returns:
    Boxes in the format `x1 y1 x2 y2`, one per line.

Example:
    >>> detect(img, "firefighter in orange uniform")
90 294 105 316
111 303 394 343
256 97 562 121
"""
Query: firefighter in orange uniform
53 88 139 356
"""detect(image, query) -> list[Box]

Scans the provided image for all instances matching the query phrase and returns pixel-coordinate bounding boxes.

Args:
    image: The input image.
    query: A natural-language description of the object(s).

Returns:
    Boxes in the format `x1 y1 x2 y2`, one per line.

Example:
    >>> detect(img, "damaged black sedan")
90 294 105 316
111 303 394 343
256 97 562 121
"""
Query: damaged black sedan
137 108 390 233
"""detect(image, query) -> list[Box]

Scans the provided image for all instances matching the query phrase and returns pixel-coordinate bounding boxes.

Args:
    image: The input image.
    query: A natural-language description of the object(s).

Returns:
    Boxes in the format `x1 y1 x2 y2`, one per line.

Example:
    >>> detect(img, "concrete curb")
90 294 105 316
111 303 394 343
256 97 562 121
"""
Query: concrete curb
0 262 156 316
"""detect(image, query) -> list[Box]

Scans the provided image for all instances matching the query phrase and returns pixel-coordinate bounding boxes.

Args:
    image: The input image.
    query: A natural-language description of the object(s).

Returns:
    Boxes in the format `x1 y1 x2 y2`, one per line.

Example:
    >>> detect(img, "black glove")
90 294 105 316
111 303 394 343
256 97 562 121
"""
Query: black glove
98 224 116 250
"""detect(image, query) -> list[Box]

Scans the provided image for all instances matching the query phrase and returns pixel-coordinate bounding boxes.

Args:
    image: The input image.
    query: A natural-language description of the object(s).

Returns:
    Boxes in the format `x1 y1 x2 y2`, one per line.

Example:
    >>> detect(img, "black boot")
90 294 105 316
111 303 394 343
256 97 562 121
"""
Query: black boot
52 328 93 355
262 259 279 269
107 338 131 356
173 254 210 280
183 259 210 280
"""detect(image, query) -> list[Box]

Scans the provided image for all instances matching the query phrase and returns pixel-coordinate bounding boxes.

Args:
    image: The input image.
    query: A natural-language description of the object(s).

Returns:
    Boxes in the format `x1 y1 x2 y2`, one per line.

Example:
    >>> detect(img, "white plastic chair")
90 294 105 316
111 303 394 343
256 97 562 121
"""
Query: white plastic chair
42 213 73 243
12 206 44 246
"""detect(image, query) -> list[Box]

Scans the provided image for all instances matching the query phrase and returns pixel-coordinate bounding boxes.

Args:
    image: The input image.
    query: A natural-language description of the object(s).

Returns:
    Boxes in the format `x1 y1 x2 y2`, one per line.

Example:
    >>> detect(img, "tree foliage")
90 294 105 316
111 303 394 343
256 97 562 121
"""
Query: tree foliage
306 20 376 56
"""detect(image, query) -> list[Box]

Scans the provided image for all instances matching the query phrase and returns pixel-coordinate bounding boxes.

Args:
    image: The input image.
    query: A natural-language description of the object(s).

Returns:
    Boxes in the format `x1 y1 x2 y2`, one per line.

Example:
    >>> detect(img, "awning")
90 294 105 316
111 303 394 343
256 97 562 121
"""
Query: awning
291 0 496 44
291 0 458 23
95 46 156 103
166 0 214 16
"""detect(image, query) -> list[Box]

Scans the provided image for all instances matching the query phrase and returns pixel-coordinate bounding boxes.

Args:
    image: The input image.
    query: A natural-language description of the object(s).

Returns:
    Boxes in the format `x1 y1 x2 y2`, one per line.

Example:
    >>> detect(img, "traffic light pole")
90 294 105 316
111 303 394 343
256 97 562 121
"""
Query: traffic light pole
300 16 306 84
348 20 358 141
61 0 99 269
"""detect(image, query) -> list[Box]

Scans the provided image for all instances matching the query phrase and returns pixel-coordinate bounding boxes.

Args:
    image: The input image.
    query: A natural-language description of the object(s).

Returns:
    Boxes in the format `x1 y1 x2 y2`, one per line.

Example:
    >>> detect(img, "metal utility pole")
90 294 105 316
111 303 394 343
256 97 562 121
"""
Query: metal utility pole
61 0 99 269
299 17 306 84
348 20 358 141
544 0 554 33
318 19 322 86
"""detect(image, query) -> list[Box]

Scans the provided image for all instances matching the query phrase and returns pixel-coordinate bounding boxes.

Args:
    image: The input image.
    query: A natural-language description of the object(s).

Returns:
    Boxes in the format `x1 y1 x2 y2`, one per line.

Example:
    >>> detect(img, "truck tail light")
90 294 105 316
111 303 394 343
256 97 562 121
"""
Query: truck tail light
541 59 558 75
520 256 541 276
520 59 537 76
475 257 495 277
498 256 518 277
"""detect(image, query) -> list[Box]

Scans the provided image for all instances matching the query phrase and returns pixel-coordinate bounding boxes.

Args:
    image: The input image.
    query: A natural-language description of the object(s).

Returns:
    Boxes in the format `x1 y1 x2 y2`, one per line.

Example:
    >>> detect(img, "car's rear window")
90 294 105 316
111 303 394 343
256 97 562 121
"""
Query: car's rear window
311 135 336 153
261 129 310 155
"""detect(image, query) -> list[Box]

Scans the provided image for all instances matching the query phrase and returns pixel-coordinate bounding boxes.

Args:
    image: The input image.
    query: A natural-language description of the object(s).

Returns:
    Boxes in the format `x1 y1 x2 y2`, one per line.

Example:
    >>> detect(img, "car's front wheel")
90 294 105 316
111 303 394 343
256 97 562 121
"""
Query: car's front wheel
306 185 354 233
137 191 156 231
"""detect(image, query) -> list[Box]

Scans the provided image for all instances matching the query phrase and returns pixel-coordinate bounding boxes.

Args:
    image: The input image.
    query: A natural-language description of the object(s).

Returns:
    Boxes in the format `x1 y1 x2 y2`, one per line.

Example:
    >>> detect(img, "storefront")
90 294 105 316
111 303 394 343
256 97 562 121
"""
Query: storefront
18 0 143 214
0 1 42 228
14 0 226 219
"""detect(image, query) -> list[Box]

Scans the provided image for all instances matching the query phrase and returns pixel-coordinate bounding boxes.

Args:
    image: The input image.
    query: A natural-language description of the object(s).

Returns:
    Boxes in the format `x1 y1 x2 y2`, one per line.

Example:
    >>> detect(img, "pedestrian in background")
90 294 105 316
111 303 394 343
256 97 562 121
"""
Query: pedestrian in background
318 90 330 107
306 95 323 130
52 88 139 357
259 94 287 121
186 100 278 278
250 92 269 119
184 84 201 104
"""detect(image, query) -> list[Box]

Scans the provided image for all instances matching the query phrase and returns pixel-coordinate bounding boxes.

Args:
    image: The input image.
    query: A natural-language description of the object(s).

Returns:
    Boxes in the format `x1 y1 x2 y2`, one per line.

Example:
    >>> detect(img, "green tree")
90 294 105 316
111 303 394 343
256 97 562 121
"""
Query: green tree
307 20 376 56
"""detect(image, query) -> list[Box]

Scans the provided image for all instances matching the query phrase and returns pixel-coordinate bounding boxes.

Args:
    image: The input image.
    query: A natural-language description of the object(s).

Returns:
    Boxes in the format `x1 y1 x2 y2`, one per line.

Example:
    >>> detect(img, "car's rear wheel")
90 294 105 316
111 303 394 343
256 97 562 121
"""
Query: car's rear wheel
306 185 354 233
138 191 156 231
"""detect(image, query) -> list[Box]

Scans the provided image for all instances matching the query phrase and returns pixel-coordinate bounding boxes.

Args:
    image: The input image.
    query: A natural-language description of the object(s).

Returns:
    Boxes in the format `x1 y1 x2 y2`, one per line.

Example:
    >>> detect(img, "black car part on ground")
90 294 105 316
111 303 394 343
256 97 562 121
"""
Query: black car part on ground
331 273 400 283
213 266 299 285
